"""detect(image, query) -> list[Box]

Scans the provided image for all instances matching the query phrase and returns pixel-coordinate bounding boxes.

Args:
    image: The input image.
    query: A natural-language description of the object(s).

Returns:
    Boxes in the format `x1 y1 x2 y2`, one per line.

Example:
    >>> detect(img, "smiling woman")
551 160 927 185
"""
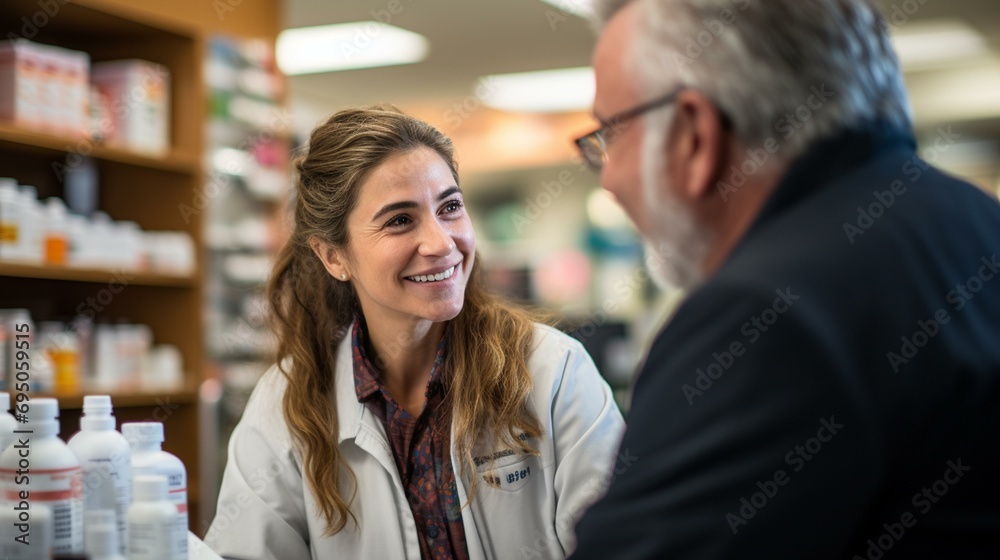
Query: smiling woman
204 105 625 560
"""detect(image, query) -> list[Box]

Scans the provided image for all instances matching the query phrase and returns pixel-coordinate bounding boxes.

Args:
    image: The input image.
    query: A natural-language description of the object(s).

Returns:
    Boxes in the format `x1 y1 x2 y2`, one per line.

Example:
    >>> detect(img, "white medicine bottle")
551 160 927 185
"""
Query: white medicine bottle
0 398 83 554
0 502 52 559
127 475 178 560
67 395 132 553
86 509 127 560
0 391 17 454
122 422 188 560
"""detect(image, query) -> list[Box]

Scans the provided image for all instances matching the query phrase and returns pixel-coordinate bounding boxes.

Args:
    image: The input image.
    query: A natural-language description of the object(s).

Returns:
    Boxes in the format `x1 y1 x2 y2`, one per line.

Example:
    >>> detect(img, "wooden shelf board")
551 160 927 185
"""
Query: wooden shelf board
38 389 200 409
0 262 194 287
0 122 199 176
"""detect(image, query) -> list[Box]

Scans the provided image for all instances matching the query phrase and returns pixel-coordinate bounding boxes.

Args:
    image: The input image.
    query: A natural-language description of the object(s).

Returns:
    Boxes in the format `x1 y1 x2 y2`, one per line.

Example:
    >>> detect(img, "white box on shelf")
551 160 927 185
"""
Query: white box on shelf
0 39 90 136
91 59 171 155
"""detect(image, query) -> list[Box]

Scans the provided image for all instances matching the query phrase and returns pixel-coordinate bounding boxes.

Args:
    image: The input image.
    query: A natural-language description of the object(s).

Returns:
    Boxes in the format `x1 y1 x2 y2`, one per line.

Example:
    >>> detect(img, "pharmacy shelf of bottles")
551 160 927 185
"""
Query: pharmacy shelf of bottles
1 0 208 533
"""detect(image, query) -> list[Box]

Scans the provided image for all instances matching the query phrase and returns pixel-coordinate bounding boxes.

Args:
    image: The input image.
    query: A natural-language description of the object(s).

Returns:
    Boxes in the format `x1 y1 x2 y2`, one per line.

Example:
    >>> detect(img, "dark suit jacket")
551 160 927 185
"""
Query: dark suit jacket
570 122 1000 559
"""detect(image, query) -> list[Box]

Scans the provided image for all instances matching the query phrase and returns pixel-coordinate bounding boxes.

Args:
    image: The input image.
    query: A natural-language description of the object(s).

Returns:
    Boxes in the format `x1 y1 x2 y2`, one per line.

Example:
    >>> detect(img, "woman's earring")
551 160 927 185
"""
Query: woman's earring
341 273 346 280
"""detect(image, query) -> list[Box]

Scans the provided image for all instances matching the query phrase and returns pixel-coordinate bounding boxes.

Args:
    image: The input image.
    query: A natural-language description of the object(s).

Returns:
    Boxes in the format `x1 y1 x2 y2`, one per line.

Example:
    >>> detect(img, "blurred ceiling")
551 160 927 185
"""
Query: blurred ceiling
284 0 596 111
283 0 1000 178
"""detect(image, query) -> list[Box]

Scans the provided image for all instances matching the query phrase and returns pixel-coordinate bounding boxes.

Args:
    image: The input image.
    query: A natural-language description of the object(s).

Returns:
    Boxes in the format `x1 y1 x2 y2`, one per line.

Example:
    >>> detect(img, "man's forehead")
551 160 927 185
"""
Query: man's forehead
593 2 642 115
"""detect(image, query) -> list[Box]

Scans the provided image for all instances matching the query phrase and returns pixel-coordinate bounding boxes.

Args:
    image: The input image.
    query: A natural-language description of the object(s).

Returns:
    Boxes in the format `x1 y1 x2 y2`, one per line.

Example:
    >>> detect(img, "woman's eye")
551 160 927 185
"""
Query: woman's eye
442 200 464 214
386 215 411 228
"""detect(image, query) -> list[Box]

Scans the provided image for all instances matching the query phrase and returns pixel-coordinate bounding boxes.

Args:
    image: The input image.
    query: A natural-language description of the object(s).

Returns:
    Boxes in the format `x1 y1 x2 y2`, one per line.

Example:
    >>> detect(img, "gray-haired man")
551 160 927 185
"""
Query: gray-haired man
569 0 1000 558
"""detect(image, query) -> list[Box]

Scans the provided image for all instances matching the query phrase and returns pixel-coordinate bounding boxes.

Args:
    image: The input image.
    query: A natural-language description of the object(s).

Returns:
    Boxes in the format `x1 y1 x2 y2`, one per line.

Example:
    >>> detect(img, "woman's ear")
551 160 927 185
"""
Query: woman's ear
309 237 350 281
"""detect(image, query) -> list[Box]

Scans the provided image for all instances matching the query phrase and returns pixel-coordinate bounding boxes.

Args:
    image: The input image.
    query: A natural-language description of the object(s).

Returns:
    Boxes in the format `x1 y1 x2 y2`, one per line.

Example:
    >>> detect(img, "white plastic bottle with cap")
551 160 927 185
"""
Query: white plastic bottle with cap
128 475 179 560
0 178 22 261
0 398 83 554
0 392 17 454
67 395 131 553
85 509 127 560
123 422 187 560
0 502 53 559
16 185 42 264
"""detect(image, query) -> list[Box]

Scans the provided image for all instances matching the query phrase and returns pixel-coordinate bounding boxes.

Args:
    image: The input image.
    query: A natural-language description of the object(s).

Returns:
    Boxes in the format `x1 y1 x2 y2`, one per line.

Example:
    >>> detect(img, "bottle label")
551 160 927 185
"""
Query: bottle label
0 222 18 244
129 519 177 560
170 488 189 558
80 457 131 553
134 465 187 559
1 466 84 554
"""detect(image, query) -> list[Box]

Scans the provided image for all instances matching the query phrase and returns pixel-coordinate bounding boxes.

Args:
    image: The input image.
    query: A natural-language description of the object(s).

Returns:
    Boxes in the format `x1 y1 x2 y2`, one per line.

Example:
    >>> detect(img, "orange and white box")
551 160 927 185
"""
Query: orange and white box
0 39 89 137
91 59 171 156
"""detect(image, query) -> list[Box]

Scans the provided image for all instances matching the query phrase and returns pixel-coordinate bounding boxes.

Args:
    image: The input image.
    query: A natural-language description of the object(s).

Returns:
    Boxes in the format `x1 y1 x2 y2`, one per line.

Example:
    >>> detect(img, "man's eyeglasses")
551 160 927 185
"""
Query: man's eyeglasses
574 87 730 172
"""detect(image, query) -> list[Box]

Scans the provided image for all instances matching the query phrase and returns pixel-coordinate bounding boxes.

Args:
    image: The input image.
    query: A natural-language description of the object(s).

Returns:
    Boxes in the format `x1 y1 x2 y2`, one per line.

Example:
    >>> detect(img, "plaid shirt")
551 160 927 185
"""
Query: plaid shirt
351 321 470 560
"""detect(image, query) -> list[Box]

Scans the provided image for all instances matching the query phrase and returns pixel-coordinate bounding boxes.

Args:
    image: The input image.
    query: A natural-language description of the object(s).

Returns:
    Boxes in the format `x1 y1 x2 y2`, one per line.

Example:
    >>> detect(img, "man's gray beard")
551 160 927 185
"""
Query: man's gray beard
640 113 711 293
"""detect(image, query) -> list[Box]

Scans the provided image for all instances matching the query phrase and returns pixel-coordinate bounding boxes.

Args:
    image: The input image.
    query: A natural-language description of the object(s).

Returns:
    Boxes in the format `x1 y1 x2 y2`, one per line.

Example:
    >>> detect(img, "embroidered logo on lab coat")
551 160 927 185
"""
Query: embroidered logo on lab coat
482 461 532 492
473 433 536 492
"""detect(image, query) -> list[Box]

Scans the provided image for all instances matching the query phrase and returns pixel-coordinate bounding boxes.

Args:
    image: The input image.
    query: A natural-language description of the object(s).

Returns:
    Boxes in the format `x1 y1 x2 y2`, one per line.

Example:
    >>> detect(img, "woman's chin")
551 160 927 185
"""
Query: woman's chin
417 300 465 323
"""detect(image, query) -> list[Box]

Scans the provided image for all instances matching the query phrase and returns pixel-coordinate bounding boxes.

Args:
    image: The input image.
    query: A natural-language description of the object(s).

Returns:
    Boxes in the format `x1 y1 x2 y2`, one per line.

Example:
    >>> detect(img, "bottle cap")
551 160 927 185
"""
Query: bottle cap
83 395 113 415
133 475 168 502
82 396 116 431
122 422 164 445
26 398 59 434
27 398 59 421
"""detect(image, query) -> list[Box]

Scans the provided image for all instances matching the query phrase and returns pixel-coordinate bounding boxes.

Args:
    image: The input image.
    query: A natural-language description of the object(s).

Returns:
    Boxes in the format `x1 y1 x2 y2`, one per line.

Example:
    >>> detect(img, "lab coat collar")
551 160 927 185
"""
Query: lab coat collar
331 322 487 560
335 325 366 444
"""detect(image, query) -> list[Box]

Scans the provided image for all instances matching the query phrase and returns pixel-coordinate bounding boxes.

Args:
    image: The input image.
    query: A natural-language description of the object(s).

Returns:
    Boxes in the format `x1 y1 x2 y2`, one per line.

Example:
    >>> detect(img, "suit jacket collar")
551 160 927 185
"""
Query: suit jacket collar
741 121 917 246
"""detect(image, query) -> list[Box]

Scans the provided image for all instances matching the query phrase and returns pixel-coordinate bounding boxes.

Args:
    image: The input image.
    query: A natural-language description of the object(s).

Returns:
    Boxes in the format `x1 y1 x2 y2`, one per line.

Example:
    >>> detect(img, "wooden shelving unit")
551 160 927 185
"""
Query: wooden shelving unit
0 122 199 176
40 388 200 410
0 262 194 287
0 0 206 534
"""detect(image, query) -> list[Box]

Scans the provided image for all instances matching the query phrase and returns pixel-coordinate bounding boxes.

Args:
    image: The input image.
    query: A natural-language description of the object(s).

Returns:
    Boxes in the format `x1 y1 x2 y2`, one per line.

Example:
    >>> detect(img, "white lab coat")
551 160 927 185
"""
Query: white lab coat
204 323 625 560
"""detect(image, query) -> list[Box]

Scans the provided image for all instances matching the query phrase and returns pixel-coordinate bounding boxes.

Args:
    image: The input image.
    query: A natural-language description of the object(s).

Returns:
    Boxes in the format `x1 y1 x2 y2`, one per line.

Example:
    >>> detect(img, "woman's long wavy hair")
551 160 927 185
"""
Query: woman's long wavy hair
268 105 543 535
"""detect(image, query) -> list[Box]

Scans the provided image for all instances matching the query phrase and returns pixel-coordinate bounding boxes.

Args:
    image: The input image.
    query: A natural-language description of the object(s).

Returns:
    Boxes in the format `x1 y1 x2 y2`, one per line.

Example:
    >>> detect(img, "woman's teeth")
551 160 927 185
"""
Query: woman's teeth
407 265 456 283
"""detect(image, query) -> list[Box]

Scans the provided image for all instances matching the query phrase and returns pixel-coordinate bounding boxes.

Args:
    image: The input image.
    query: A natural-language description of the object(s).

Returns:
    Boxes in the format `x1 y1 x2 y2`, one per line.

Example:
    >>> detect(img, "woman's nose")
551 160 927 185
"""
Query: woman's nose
417 219 455 256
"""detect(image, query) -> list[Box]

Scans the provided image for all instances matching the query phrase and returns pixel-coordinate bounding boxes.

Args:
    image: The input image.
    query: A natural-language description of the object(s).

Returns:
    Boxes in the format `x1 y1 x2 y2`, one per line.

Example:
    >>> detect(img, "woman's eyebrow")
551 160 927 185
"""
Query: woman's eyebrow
371 186 463 222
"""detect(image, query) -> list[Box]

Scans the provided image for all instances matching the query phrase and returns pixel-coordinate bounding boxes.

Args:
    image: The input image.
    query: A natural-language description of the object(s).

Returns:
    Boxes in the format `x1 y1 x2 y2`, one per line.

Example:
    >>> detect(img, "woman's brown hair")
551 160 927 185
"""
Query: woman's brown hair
267 105 543 534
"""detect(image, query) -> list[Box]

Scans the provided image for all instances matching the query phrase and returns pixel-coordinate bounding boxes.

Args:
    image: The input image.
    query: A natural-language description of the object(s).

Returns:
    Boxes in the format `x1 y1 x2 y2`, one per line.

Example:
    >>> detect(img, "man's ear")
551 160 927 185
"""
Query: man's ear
670 89 729 201
309 237 349 280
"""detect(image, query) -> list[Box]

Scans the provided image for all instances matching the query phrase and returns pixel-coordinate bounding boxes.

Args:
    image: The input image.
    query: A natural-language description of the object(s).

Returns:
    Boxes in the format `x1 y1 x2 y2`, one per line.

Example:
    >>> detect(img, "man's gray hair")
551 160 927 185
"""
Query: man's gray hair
593 0 912 161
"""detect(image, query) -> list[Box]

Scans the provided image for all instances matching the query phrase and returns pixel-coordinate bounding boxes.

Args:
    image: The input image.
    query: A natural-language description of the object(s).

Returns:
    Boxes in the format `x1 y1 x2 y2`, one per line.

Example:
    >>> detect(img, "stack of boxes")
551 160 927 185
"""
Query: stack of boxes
0 39 170 156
